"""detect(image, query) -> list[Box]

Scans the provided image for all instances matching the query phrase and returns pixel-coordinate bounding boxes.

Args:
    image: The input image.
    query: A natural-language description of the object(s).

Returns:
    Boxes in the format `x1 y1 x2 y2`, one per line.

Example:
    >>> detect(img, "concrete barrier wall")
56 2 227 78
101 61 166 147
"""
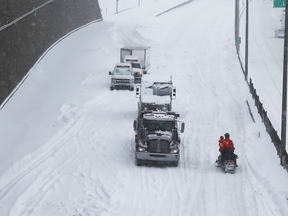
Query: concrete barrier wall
0 0 102 105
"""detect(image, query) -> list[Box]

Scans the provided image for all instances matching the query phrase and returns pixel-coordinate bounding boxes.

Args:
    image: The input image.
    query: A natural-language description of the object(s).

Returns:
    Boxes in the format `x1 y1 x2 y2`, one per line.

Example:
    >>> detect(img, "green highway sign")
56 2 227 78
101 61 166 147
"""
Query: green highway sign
274 0 286 8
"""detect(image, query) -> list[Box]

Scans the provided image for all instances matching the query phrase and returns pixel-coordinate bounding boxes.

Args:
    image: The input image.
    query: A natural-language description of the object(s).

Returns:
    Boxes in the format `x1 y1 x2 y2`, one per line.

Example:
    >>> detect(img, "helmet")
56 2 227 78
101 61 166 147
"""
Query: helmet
224 133 230 138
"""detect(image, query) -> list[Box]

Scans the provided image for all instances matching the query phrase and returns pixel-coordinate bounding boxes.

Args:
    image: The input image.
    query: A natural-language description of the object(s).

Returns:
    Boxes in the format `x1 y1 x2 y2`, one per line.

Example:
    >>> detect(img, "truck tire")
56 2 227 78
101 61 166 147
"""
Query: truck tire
137 103 142 117
136 159 142 166
172 161 179 167
110 86 115 91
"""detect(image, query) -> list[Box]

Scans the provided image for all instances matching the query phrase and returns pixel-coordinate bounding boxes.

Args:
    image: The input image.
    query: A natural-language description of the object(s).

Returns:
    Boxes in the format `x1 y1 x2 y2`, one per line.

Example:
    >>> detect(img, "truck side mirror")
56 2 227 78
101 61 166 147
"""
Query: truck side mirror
133 119 138 131
136 86 140 98
109 71 112 75
172 87 176 100
180 122 185 133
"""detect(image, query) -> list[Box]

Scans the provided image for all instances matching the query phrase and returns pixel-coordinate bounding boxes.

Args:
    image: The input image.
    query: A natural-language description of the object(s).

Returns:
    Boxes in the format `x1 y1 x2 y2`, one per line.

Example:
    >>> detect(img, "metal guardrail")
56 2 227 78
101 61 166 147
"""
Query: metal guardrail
237 52 288 170
249 78 288 170
156 0 193 17
0 0 55 32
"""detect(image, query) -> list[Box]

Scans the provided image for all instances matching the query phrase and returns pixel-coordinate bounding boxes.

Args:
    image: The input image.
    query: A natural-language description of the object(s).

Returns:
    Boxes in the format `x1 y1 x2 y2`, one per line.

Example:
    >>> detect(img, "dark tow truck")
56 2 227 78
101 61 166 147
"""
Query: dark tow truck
133 111 185 167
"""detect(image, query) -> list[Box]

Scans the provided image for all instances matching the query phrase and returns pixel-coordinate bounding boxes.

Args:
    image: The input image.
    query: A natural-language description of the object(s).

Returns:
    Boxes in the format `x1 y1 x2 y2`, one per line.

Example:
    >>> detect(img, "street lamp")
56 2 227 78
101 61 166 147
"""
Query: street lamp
281 0 288 165
244 0 249 81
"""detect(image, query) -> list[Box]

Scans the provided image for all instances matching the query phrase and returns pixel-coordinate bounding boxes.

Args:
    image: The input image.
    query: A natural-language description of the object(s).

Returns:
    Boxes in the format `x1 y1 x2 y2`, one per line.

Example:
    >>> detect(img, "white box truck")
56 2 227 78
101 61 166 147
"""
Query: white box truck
120 46 151 74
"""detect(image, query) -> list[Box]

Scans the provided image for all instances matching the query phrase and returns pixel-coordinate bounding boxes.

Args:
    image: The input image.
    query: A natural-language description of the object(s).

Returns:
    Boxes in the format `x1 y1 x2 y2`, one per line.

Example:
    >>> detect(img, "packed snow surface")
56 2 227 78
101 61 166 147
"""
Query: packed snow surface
0 0 288 215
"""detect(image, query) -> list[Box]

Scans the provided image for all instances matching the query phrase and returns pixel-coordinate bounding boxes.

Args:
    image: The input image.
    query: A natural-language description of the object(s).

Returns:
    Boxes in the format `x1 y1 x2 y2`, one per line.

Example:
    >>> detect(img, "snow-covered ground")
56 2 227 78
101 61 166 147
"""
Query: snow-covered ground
239 0 285 134
0 0 288 215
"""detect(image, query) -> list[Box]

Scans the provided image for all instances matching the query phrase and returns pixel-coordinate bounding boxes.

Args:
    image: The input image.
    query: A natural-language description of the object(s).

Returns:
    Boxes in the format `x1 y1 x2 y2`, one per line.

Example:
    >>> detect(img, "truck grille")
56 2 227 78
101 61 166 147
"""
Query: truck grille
148 139 169 153
115 79 130 83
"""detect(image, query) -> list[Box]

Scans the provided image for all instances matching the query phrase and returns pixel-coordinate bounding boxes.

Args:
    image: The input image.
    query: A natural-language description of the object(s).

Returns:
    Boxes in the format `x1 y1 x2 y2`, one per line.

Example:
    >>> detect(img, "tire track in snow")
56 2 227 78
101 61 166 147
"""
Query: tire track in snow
0 88 134 215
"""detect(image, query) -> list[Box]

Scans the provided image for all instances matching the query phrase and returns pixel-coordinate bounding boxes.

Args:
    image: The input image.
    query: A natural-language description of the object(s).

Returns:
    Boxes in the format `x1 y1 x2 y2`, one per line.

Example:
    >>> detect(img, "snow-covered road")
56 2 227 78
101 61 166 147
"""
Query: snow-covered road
0 0 288 215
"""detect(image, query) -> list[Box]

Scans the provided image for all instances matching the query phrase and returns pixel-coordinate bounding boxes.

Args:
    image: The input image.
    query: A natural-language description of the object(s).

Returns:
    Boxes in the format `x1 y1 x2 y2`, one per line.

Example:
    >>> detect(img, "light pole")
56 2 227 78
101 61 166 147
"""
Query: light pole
116 0 119 13
235 0 240 53
244 0 249 81
281 0 288 166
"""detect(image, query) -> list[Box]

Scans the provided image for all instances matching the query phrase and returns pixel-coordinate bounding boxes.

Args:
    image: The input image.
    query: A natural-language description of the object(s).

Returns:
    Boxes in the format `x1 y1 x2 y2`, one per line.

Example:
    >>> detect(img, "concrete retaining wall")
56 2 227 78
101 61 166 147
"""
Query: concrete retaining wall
0 0 102 105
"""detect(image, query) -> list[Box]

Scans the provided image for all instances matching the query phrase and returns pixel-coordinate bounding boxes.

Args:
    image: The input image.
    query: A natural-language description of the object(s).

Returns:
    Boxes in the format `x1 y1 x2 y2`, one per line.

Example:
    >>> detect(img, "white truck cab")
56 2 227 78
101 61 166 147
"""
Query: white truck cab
124 55 143 83
109 63 134 91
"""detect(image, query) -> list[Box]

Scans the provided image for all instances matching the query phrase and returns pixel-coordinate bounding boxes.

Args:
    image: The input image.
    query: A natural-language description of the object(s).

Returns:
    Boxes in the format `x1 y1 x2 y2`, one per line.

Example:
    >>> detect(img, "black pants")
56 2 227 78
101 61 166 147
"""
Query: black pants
221 151 237 164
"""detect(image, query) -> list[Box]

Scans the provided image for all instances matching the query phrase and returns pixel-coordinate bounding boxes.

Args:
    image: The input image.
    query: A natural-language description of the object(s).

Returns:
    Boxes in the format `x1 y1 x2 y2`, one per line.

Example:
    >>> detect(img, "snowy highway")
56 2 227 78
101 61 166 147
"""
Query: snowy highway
0 0 288 215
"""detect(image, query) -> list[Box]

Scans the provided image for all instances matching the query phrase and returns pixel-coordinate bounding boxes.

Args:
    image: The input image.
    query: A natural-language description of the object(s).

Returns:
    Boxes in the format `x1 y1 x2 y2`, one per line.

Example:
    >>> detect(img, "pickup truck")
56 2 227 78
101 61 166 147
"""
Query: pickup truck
109 63 134 91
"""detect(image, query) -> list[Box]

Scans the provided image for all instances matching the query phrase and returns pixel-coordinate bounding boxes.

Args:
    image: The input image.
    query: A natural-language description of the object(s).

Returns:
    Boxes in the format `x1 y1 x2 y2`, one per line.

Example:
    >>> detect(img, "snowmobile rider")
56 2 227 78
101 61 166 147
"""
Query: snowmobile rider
223 133 235 151
218 136 227 161
222 133 238 165
218 136 225 149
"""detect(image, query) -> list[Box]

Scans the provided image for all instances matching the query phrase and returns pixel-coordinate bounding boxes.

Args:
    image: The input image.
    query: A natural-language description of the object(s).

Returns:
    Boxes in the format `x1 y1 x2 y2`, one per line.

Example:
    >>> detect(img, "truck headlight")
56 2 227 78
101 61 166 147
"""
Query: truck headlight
139 71 142 75
138 146 145 152
171 149 179 154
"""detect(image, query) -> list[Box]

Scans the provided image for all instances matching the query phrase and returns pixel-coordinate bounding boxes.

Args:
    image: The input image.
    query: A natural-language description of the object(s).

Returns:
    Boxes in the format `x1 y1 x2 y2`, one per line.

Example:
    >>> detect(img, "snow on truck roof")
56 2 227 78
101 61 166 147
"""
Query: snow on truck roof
121 46 150 50
143 113 176 120
140 74 173 104
141 74 172 83
124 55 138 59
115 63 131 67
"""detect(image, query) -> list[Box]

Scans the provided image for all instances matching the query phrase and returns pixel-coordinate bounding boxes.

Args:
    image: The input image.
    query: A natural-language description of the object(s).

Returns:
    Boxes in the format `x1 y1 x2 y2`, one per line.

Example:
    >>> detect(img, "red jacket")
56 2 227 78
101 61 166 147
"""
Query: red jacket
218 136 226 152
223 137 235 150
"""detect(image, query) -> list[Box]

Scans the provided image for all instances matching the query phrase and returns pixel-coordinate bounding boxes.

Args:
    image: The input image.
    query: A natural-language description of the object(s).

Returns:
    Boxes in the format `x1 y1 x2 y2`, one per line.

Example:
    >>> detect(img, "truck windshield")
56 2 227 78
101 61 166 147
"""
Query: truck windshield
114 66 132 75
144 119 175 131
131 63 141 69
147 83 172 96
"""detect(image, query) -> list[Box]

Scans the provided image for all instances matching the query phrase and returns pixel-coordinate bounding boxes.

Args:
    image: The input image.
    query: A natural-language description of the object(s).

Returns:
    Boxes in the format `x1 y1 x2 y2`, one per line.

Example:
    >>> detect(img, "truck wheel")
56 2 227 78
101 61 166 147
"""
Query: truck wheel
136 159 142 166
110 86 114 91
172 161 179 167
138 105 141 117
130 87 134 91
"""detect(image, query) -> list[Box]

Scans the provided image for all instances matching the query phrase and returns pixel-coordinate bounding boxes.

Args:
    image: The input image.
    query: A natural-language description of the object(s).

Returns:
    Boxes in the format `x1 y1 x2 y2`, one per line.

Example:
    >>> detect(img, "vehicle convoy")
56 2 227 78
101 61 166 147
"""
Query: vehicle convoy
133 111 185 166
120 46 151 74
124 55 143 83
109 63 134 91
136 75 176 116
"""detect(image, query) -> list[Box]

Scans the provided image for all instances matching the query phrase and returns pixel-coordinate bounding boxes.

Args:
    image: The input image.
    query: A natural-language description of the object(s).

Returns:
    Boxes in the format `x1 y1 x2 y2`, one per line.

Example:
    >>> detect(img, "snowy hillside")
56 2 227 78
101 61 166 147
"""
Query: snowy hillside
0 0 288 215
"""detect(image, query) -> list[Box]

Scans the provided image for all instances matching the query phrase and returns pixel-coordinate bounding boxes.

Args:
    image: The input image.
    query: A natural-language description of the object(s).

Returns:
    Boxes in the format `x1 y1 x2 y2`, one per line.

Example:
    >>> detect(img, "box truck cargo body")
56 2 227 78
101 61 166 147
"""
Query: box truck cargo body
120 46 151 74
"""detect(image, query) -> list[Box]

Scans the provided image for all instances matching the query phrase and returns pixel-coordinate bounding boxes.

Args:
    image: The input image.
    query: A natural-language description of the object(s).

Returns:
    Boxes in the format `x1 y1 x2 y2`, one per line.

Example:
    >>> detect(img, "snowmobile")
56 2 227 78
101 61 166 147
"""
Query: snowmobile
215 152 238 174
